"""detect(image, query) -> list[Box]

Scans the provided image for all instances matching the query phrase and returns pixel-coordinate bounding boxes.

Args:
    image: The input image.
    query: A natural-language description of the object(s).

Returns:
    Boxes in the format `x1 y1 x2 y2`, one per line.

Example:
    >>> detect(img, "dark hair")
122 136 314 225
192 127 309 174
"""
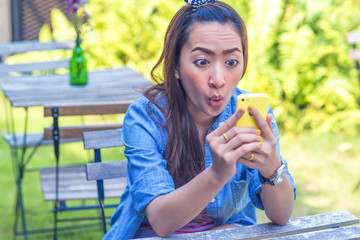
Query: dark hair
144 1 248 188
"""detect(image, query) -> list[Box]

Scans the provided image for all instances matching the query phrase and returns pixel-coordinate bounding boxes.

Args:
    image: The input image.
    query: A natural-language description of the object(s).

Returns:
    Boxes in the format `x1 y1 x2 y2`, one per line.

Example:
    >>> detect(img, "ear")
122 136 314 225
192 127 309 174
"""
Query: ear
175 69 180 79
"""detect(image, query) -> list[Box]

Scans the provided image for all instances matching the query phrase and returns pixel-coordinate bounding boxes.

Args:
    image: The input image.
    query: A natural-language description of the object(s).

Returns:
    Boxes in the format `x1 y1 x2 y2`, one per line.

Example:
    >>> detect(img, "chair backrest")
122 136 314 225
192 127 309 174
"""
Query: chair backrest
82 128 126 234
83 128 125 180
346 31 360 81
0 40 74 77
43 103 128 143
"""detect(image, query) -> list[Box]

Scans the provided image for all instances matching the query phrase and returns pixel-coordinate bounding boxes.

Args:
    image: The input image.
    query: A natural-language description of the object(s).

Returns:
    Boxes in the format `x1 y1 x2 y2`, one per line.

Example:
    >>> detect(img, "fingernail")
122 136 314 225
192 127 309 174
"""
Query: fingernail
249 105 254 111
259 135 263 140
256 129 261 134
238 107 244 112
258 142 263 145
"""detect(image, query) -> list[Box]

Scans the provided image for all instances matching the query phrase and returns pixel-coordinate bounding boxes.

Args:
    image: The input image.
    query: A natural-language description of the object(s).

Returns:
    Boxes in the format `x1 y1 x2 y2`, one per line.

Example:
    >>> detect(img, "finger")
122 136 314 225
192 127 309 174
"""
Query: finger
230 141 262 161
225 126 260 141
248 105 272 138
266 114 274 134
225 132 262 149
237 157 258 169
215 107 246 136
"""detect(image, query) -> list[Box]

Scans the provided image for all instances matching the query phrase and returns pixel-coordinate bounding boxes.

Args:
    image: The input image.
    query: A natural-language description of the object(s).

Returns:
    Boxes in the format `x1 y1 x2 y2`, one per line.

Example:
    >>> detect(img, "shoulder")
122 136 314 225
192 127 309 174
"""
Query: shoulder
124 94 167 124
122 94 168 151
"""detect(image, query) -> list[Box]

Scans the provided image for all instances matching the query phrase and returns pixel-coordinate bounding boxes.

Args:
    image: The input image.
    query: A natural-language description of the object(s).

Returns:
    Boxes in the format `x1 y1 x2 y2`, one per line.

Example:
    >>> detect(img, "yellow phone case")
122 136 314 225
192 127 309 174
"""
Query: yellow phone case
235 93 268 129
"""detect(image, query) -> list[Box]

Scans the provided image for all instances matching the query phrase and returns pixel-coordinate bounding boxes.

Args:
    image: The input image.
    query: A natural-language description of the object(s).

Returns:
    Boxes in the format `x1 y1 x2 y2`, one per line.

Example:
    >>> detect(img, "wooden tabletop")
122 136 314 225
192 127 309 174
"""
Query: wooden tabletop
140 210 360 240
0 66 151 108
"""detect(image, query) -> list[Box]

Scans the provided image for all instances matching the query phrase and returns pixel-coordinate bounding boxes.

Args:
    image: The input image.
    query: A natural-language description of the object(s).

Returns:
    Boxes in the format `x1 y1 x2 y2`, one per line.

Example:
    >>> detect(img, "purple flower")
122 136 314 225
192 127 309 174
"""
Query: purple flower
63 0 91 39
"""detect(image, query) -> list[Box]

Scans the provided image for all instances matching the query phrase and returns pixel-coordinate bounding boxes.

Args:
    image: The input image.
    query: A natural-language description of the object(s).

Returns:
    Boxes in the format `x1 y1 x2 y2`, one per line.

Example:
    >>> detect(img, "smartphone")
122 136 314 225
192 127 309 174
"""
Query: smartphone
235 93 268 129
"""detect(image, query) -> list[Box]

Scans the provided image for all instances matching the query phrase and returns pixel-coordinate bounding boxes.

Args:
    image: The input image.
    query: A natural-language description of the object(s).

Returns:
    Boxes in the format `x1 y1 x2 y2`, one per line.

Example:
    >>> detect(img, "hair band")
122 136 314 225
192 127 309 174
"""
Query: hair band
184 0 216 7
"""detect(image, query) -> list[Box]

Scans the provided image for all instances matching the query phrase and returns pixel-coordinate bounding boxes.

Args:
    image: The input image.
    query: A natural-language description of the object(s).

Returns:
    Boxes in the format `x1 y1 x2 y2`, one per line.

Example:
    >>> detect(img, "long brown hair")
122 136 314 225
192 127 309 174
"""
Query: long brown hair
144 1 248 188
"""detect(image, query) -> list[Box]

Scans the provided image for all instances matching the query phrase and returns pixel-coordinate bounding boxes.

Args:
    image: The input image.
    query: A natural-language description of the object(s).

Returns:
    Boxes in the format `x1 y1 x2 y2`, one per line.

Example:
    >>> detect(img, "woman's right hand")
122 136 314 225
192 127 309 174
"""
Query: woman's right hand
206 107 262 183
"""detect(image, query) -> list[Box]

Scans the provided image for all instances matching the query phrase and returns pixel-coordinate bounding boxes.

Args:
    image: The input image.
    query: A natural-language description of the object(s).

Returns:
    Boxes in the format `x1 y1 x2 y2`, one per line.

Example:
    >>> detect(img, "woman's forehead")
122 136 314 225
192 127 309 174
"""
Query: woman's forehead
185 22 242 49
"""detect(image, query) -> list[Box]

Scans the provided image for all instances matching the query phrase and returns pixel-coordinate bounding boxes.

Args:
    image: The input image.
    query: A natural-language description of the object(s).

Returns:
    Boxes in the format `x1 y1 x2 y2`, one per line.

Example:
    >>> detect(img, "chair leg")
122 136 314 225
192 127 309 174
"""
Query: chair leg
52 107 60 240
99 199 107 234
14 176 29 240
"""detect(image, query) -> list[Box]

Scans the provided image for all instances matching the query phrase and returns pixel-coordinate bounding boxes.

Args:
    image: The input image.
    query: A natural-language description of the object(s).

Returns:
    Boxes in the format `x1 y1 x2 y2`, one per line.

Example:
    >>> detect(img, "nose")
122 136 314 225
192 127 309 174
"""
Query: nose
209 64 225 89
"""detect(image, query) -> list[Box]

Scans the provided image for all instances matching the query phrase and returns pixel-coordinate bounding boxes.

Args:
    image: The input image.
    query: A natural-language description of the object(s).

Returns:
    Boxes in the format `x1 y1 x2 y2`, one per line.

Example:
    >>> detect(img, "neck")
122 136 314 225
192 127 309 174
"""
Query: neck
193 115 217 149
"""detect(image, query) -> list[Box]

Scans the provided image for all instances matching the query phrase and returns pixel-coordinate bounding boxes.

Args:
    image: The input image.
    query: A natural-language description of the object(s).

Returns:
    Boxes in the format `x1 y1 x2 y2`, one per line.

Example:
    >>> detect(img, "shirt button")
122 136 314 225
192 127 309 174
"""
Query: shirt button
210 198 215 203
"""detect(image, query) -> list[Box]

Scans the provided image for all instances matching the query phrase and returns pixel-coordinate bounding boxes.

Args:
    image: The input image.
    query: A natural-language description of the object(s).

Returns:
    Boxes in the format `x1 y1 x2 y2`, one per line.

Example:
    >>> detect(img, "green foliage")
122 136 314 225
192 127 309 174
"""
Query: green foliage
233 0 360 135
8 0 360 135
47 0 183 78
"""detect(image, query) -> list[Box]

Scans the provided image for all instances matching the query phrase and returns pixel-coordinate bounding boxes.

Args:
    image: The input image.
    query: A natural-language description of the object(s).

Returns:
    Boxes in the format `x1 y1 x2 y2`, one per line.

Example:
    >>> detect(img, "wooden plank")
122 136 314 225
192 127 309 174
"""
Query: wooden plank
0 40 74 56
43 103 131 117
41 180 126 201
141 210 359 240
349 49 360 61
4 88 144 105
8 93 142 108
3 75 148 93
347 31 360 44
7 93 142 109
1 67 151 108
2 132 82 148
86 160 127 180
43 124 123 140
268 225 360 240
41 177 126 191
83 129 123 150
0 66 146 85
0 60 69 74
42 189 125 201
39 165 126 201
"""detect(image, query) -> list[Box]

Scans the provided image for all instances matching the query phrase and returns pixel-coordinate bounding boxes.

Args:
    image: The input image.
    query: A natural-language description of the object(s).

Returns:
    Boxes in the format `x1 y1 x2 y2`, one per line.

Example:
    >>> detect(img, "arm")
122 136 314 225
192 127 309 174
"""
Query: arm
145 165 227 237
237 107 295 225
145 108 263 237
260 172 294 225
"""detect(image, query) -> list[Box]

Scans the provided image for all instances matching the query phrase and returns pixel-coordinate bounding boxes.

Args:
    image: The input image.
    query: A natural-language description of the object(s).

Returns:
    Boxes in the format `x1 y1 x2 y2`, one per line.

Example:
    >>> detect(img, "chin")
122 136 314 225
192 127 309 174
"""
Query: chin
208 108 223 117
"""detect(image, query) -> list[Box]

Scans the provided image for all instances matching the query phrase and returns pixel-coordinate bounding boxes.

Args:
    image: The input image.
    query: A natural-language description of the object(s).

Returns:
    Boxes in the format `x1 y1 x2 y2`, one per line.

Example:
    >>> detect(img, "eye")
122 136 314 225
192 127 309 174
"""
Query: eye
226 59 239 67
195 59 209 66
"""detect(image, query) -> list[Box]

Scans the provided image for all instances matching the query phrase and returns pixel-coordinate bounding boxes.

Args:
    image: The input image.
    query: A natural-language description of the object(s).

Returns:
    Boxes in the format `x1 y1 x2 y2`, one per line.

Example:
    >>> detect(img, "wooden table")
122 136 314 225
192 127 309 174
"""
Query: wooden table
0 67 151 239
0 66 150 107
141 210 360 240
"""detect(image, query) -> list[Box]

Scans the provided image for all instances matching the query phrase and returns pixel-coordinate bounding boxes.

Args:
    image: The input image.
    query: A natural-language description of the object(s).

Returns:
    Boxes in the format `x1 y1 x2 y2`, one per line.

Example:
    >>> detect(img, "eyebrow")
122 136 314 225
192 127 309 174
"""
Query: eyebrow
191 47 242 55
223 47 242 54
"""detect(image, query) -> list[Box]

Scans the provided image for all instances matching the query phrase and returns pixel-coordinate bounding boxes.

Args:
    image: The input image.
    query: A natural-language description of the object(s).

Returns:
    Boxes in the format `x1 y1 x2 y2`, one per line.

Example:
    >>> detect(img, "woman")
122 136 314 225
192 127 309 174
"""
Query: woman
104 1 296 239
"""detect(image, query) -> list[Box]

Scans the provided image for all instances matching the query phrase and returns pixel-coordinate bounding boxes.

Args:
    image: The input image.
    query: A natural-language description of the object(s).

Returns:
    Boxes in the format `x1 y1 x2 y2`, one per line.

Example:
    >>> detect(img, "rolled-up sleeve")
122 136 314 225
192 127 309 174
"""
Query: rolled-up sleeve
122 96 175 215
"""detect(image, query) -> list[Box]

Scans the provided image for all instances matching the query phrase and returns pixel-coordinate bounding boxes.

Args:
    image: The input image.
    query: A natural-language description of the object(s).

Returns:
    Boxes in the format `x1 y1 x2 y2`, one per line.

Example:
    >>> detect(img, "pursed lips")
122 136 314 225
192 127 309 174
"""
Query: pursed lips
208 95 224 107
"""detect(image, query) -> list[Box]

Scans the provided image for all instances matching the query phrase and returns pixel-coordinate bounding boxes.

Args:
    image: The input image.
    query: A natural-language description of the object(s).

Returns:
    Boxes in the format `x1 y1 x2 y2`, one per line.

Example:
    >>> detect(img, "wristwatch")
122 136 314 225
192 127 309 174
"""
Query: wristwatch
259 164 286 186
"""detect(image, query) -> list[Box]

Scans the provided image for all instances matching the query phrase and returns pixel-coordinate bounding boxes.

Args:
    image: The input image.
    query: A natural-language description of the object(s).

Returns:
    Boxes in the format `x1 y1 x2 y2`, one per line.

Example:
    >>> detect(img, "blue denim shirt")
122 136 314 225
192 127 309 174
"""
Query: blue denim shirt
103 88 296 240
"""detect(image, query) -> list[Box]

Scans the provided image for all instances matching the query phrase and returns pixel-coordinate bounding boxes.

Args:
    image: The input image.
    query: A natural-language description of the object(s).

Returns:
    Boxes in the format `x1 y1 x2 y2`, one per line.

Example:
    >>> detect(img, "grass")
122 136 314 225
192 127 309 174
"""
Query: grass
257 131 360 224
1 97 360 239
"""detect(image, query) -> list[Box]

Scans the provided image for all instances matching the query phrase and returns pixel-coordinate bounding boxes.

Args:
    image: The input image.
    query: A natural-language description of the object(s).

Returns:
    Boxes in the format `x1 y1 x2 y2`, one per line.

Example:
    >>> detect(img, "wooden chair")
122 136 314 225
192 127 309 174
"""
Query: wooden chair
0 40 74 239
37 105 127 238
1 40 76 150
0 40 74 78
346 31 360 82
82 128 127 233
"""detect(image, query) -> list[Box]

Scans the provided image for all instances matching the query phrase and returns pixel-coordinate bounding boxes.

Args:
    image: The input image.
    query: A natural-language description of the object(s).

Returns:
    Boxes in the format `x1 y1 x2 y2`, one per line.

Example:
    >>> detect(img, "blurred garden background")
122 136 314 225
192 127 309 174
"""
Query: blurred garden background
1 0 360 239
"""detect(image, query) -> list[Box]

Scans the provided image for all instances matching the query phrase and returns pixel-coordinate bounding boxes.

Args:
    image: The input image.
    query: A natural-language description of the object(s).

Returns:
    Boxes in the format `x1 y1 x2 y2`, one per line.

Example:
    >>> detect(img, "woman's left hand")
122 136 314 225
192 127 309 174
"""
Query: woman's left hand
237 105 282 178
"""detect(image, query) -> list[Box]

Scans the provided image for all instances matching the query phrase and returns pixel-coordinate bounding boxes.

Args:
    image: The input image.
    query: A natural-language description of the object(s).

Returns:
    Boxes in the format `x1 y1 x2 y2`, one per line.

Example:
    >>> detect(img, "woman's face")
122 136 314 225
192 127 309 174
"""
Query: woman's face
177 22 244 125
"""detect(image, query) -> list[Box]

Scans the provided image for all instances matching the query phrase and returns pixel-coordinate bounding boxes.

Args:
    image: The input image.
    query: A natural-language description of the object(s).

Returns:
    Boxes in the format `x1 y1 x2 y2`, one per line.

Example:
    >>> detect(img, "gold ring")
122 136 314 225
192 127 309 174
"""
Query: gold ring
249 153 255 161
223 133 229 142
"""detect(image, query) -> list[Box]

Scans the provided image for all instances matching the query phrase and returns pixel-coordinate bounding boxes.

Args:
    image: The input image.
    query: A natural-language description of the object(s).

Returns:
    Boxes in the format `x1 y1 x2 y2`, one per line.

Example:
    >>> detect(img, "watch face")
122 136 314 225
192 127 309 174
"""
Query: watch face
272 165 287 185
273 170 286 185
